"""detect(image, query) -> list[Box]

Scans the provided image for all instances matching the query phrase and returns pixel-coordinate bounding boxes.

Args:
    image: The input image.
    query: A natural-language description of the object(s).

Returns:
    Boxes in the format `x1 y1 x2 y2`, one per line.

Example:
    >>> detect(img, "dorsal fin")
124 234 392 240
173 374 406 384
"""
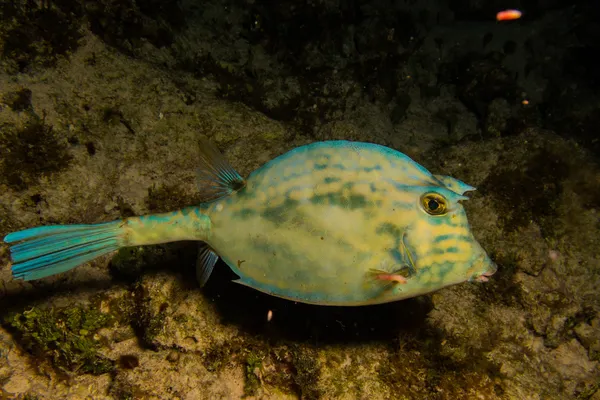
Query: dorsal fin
197 138 246 202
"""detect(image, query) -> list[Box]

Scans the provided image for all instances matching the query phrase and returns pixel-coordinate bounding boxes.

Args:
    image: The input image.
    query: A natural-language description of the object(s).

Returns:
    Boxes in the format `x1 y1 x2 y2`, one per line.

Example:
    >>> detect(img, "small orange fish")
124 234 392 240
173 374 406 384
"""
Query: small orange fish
496 9 522 21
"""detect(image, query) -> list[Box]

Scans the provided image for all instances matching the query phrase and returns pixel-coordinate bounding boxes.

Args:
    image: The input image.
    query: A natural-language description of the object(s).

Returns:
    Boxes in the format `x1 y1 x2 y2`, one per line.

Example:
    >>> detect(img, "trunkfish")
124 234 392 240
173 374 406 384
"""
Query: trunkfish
3 140 497 306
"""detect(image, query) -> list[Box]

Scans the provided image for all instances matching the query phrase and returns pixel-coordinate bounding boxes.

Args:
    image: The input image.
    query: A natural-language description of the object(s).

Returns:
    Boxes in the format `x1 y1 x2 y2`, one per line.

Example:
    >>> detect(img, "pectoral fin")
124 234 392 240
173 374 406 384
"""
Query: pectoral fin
367 266 412 292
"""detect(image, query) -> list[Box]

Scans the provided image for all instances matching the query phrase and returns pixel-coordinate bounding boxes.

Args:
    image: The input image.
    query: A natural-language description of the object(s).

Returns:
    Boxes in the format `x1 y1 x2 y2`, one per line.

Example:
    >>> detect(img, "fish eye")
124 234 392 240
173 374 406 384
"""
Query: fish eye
420 193 447 215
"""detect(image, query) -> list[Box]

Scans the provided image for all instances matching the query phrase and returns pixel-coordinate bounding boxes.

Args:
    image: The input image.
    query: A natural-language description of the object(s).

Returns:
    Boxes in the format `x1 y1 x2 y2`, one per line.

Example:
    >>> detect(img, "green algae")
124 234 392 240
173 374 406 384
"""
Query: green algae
0 0 83 73
109 247 151 282
0 114 72 190
200 338 318 398
244 351 264 396
291 349 323 400
98 274 180 350
108 373 149 400
131 278 174 348
2 87 33 112
4 306 114 375
577 380 600 400
202 340 240 372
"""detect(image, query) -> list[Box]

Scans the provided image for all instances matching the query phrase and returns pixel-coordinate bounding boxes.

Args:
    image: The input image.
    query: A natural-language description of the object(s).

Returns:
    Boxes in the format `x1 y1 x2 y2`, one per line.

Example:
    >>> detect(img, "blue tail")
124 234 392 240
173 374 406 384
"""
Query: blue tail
3 221 126 281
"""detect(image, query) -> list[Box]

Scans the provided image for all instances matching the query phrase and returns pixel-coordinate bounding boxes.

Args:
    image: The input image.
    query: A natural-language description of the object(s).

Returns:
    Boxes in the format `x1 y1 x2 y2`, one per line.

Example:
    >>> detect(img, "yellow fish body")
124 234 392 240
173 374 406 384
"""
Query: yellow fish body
4 140 496 306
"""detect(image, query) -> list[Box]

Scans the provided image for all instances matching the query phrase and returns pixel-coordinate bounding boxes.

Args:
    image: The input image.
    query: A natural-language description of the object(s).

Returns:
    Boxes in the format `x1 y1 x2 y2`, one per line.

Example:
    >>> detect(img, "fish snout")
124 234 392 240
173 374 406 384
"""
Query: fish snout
470 252 497 283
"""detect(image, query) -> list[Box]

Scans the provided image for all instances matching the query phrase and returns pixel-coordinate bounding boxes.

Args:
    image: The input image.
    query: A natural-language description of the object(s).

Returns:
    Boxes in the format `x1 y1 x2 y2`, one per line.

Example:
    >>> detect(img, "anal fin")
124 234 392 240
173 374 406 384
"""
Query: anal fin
196 243 219 287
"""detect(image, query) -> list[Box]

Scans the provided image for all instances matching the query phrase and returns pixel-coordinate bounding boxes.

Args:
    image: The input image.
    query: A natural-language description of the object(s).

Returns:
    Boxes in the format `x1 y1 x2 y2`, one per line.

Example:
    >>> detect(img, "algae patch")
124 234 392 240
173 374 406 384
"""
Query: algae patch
2 87 33 112
4 306 114 375
0 114 72 190
291 349 323 400
244 351 264 396
0 0 83 73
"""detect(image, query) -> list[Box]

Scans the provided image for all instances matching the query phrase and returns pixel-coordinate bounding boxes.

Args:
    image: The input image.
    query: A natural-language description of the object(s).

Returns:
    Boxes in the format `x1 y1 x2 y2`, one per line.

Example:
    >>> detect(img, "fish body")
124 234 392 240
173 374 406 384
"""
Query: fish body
4 140 496 306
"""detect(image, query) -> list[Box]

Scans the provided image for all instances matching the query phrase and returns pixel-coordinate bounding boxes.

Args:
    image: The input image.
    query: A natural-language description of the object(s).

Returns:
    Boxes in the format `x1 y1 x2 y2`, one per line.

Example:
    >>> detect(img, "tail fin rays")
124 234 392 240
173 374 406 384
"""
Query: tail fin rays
4 222 125 281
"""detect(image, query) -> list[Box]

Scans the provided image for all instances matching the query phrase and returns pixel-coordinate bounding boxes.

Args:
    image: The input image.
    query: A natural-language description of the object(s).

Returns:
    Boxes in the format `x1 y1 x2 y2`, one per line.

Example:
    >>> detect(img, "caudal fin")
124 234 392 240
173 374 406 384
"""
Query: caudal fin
3 221 125 281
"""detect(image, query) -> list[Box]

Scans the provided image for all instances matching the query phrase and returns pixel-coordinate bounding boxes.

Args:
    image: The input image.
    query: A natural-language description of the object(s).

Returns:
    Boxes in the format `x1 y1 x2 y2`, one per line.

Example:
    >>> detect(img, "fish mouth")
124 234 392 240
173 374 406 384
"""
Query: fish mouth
474 269 496 282
471 253 497 282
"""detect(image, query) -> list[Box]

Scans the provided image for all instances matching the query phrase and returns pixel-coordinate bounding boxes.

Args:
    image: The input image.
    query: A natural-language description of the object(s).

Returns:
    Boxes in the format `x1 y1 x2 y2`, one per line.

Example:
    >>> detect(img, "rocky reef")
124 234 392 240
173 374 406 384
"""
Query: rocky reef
1 0 599 399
